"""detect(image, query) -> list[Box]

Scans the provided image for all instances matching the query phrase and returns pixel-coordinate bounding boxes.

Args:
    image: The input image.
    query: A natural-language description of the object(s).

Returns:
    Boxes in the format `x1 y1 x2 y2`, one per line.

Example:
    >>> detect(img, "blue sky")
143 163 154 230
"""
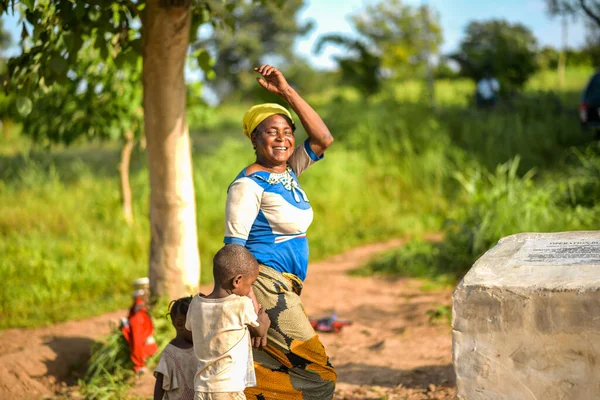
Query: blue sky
1 0 587 70
295 0 586 69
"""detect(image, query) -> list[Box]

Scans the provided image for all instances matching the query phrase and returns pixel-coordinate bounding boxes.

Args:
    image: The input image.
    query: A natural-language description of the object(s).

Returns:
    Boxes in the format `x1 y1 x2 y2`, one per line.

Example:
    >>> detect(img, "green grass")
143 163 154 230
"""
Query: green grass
356 146 600 283
0 66 596 329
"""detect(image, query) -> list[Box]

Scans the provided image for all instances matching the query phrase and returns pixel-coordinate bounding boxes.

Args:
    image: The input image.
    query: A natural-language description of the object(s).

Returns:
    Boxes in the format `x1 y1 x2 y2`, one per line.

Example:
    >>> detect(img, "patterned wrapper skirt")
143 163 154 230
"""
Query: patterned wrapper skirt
244 265 337 400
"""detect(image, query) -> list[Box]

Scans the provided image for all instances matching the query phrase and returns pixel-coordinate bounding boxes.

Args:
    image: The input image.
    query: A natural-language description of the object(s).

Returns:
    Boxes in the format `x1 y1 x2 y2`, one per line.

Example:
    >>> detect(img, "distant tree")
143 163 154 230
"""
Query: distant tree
0 19 9 55
584 22 600 66
314 35 381 96
0 19 14 133
451 20 538 90
538 45 594 69
351 0 442 79
195 0 311 100
537 46 561 70
434 58 459 80
546 0 600 27
315 0 442 96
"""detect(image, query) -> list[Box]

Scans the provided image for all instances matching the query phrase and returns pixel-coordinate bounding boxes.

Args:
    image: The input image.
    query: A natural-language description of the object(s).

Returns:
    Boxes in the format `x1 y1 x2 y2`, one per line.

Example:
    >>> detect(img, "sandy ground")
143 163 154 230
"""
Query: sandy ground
0 236 455 400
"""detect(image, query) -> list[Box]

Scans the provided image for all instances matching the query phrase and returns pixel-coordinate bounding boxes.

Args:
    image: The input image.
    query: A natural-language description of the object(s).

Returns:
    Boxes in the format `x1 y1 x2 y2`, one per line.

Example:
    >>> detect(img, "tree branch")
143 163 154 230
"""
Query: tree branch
126 0 140 17
579 0 600 28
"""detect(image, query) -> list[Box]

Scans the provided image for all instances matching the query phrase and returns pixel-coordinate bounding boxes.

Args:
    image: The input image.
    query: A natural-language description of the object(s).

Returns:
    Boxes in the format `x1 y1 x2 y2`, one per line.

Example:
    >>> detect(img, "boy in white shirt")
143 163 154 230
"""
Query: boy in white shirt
186 244 270 400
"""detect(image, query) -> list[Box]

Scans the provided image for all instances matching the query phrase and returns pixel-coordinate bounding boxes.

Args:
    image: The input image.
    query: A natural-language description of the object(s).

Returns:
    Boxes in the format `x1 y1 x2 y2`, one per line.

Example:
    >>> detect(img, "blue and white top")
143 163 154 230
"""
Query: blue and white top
224 139 323 281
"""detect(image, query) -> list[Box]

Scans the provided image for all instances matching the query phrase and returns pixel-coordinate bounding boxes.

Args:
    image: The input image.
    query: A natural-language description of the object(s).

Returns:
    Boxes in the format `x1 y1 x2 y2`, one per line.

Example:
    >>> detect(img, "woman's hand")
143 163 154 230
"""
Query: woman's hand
254 65 291 97
254 64 334 156
250 307 270 349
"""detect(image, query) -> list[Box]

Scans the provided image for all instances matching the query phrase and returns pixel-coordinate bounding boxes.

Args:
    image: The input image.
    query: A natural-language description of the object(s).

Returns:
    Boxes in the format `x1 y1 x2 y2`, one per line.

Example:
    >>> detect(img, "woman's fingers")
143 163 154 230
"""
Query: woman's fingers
265 66 276 76
255 65 279 77
255 65 268 75
255 65 286 94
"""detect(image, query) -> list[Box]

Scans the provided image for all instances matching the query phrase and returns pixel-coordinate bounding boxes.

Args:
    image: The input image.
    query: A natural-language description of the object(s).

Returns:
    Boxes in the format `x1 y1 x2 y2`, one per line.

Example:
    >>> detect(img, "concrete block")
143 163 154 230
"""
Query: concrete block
453 231 600 400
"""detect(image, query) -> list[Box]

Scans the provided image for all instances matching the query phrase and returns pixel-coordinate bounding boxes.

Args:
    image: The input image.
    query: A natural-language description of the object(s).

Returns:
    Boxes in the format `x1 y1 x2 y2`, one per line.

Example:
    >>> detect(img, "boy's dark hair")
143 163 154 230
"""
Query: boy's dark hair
168 296 193 322
213 244 259 284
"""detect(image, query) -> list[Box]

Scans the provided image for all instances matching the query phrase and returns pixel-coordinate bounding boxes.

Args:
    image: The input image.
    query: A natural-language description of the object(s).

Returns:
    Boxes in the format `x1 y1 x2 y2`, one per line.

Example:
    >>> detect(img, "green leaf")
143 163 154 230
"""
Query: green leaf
74 3 85 19
108 125 121 140
129 38 142 54
21 0 34 10
197 50 212 73
20 22 28 40
112 4 121 26
201 8 210 24
16 97 33 117
25 10 37 25
88 8 101 22
63 32 74 52
67 35 83 62
48 55 68 75
100 44 109 60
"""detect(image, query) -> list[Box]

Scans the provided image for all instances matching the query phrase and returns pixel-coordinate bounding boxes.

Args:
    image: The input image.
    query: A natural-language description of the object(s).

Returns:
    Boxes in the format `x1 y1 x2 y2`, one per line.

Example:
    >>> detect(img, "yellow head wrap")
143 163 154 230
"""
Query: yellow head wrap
242 103 294 140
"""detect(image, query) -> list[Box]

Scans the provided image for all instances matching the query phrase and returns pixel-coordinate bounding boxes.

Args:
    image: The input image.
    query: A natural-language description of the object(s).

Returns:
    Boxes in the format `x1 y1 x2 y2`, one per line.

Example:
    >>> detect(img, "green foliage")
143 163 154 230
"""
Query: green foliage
440 92 587 172
1 0 144 149
451 19 539 89
4 0 141 93
80 300 176 399
314 35 382 96
315 0 442 96
349 67 596 284
0 67 594 329
0 19 16 122
194 0 311 99
281 59 341 97
0 153 149 328
545 0 600 28
359 147 600 284
351 0 442 78
0 18 10 51
1 0 263 113
537 46 596 69
20 47 143 145
426 304 452 325
80 326 134 399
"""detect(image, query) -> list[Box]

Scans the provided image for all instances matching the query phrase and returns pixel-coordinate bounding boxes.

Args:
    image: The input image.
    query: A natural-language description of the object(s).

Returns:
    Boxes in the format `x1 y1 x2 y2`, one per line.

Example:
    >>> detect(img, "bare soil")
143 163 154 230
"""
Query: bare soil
0 236 455 400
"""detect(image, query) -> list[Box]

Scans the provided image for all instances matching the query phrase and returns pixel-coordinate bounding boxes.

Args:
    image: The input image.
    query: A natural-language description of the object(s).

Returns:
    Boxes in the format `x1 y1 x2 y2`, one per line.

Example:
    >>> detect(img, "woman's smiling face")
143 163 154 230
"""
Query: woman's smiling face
252 114 295 168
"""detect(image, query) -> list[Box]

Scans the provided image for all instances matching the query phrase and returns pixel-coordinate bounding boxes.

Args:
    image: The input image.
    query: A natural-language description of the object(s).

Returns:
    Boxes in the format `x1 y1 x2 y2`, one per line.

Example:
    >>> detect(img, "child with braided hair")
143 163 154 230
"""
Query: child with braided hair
154 296 201 400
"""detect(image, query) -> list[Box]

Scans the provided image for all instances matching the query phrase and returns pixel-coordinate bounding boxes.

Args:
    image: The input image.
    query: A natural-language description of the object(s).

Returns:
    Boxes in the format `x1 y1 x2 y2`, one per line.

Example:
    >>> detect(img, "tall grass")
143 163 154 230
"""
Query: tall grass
356 145 600 283
0 156 149 328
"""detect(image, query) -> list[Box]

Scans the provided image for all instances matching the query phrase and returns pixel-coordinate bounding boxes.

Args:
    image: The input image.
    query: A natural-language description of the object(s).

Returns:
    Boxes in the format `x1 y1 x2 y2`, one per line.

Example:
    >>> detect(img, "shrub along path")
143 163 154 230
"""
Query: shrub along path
0 236 455 400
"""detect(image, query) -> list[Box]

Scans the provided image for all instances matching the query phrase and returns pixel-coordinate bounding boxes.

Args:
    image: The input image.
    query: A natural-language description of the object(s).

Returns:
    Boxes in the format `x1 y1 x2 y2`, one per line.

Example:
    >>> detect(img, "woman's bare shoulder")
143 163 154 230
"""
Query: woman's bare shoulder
245 163 262 175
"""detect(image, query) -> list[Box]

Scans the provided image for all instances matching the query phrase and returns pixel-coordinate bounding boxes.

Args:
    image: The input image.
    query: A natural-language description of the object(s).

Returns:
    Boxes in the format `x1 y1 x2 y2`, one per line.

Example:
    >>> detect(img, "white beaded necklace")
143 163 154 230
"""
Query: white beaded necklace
256 166 309 203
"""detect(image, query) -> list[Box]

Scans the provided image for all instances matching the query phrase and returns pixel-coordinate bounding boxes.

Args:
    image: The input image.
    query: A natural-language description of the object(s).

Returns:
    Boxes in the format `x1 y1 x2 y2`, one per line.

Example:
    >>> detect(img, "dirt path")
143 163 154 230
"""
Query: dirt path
0 236 455 400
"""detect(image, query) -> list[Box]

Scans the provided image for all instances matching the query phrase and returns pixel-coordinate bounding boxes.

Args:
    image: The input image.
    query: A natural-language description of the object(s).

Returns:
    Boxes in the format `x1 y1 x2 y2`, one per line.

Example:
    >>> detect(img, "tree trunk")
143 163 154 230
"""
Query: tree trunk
558 16 568 89
142 0 200 300
119 130 135 225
